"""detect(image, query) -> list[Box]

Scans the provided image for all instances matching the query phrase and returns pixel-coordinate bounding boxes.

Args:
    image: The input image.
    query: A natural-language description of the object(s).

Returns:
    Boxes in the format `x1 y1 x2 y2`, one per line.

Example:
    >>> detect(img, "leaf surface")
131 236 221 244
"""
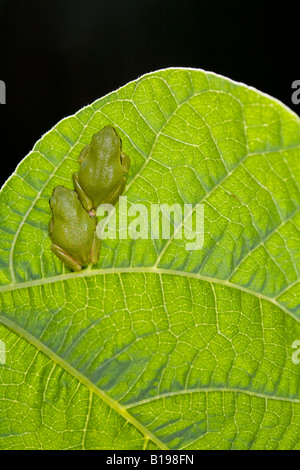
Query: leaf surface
1 68 300 450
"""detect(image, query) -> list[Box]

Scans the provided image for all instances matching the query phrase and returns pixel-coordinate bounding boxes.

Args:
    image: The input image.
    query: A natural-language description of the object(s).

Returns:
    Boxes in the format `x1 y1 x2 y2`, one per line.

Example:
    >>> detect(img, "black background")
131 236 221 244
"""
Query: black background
0 0 299 187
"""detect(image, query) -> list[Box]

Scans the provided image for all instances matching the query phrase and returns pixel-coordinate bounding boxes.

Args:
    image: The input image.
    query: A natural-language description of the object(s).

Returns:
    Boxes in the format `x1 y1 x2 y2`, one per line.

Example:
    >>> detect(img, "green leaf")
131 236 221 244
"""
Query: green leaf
1 68 300 450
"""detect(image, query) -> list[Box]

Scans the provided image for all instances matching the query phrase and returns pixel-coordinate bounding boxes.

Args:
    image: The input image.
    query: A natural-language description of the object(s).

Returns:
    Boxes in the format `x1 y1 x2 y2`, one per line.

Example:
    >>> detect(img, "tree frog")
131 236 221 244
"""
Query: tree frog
73 125 130 214
48 186 100 272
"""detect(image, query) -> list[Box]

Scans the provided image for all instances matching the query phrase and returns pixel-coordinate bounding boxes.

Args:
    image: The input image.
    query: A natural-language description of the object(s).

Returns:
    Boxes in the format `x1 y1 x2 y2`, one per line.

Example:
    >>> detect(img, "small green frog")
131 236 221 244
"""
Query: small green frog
48 186 100 272
73 125 130 214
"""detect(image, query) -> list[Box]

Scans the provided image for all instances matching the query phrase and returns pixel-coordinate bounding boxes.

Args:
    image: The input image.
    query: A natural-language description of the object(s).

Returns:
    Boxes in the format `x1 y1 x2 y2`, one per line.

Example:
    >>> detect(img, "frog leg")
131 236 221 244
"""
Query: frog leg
90 231 101 264
48 217 54 235
121 153 131 174
72 172 93 213
77 144 90 163
105 176 127 206
50 244 82 272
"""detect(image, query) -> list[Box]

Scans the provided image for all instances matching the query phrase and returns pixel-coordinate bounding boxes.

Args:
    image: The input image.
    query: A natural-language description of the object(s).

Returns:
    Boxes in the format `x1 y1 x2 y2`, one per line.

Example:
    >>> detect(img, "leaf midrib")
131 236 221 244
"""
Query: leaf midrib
0 267 298 323
124 387 300 409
